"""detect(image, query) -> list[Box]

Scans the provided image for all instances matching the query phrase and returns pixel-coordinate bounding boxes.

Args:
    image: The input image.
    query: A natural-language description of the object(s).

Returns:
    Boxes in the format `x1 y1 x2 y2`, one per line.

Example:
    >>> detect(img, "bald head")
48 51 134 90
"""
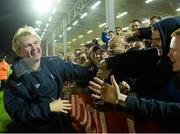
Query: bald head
108 35 126 56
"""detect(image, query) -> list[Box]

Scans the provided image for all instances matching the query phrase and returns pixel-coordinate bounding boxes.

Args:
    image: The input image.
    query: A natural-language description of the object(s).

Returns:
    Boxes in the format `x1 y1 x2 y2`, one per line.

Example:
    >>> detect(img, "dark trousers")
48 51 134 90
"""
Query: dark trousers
0 80 5 90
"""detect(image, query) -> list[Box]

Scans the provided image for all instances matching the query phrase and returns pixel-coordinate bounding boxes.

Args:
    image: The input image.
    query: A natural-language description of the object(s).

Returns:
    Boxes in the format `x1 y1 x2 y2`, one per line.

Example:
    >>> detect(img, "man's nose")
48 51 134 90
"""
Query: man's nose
31 44 36 50
151 41 158 47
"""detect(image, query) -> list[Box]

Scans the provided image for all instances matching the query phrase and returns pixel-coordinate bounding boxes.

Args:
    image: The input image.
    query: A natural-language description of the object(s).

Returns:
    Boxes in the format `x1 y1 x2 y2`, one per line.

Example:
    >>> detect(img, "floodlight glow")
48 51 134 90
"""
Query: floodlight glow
80 12 87 19
80 43 84 46
68 42 71 44
72 20 78 26
122 27 129 31
87 41 91 43
52 7 56 14
48 16 52 22
142 19 150 24
79 35 84 38
67 27 72 31
176 8 180 12
145 0 154 4
35 20 42 25
44 28 47 32
116 11 128 18
72 39 76 42
87 30 93 34
91 1 101 9
42 31 45 35
59 34 62 38
34 28 40 31
99 23 106 28
46 23 49 28
34 0 54 14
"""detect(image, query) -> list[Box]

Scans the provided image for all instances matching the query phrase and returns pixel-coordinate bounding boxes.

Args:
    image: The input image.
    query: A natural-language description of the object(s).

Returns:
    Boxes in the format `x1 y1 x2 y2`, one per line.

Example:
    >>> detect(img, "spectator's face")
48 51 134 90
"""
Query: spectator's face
18 35 42 61
84 46 90 54
108 36 125 56
108 32 114 38
116 28 122 35
94 49 104 64
168 35 180 72
74 50 81 57
151 30 162 56
131 21 141 31
79 53 87 64
150 18 160 26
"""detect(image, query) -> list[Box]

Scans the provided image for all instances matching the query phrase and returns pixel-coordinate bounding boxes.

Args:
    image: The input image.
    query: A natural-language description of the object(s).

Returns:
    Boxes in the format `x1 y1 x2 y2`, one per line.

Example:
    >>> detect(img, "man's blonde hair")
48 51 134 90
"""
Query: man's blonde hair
12 26 41 53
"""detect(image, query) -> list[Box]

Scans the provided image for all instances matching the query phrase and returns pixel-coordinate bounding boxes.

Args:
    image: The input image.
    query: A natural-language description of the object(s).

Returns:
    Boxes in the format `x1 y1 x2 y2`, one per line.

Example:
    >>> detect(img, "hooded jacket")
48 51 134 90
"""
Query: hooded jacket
153 17 180 61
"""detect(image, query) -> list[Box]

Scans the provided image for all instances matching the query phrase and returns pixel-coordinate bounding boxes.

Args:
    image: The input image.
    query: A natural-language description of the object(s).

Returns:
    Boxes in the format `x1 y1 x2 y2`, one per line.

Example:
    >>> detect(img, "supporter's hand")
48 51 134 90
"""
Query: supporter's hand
97 60 111 80
49 98 72 113
119 81 130 94
89 75 127 105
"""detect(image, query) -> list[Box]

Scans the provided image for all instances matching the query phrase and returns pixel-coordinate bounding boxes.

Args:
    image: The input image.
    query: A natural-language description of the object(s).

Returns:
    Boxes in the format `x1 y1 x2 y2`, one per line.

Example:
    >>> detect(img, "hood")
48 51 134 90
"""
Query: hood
11 58 41 78
153 17 180 59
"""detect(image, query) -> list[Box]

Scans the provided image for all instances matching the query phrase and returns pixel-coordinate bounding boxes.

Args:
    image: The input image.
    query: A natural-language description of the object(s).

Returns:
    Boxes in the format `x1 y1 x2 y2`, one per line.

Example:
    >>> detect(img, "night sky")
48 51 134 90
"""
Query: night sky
0 0 36 57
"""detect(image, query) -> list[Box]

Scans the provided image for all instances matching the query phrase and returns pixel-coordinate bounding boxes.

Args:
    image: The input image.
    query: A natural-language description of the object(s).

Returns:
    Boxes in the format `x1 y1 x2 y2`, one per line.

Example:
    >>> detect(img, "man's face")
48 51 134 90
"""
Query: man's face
116 28 122 35
74 49 81 57
150 18 160 26
108 32 114 38
108 36 125 56
131 21 141 31
79 53 87 64
94 49 104 64
18 35 42 61
151 30 162 56
168 35 180 72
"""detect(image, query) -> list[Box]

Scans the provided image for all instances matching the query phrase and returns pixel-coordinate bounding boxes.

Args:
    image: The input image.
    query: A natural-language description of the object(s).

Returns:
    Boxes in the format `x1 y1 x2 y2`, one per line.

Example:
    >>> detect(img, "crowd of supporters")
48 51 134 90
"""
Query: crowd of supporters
2 16 180 133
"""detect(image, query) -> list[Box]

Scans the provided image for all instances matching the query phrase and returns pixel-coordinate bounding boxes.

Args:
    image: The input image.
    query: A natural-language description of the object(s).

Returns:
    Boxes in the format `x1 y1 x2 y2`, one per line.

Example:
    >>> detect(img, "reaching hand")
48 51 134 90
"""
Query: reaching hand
119 81 130 94
89 75 126 104
49 98 72 113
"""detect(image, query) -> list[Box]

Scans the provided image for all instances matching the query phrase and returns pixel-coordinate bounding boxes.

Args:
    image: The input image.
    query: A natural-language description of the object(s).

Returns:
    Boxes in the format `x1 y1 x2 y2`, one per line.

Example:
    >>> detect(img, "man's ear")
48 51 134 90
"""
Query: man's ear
16 50 22 58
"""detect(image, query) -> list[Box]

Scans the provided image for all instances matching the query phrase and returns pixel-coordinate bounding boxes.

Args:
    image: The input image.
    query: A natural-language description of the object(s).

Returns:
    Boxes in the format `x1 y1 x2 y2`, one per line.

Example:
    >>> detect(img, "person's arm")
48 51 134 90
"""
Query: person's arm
89 76 180 125
126 96 180 122
105 48 159 77
50 57 94 86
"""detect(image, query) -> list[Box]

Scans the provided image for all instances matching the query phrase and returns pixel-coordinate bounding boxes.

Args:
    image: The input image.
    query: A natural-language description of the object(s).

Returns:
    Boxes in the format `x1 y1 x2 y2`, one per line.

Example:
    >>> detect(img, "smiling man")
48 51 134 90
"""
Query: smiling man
168 29 180 72
3 26 93 132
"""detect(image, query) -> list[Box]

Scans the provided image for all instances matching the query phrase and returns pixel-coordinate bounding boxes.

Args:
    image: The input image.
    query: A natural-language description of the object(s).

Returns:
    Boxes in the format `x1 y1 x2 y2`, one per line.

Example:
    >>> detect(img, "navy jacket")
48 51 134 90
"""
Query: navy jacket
127 96 180 132
3 56 93 132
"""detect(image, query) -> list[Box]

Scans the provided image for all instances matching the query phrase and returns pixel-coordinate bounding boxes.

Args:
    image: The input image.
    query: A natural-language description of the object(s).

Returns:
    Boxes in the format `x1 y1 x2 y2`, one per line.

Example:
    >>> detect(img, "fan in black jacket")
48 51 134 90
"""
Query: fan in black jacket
89 26 180 132
98 17 180 100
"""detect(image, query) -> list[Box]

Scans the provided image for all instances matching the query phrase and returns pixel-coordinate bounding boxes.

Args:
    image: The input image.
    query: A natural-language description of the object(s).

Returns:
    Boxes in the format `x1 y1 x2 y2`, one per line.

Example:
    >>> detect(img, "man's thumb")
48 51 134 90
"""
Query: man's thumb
111 75 118 88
